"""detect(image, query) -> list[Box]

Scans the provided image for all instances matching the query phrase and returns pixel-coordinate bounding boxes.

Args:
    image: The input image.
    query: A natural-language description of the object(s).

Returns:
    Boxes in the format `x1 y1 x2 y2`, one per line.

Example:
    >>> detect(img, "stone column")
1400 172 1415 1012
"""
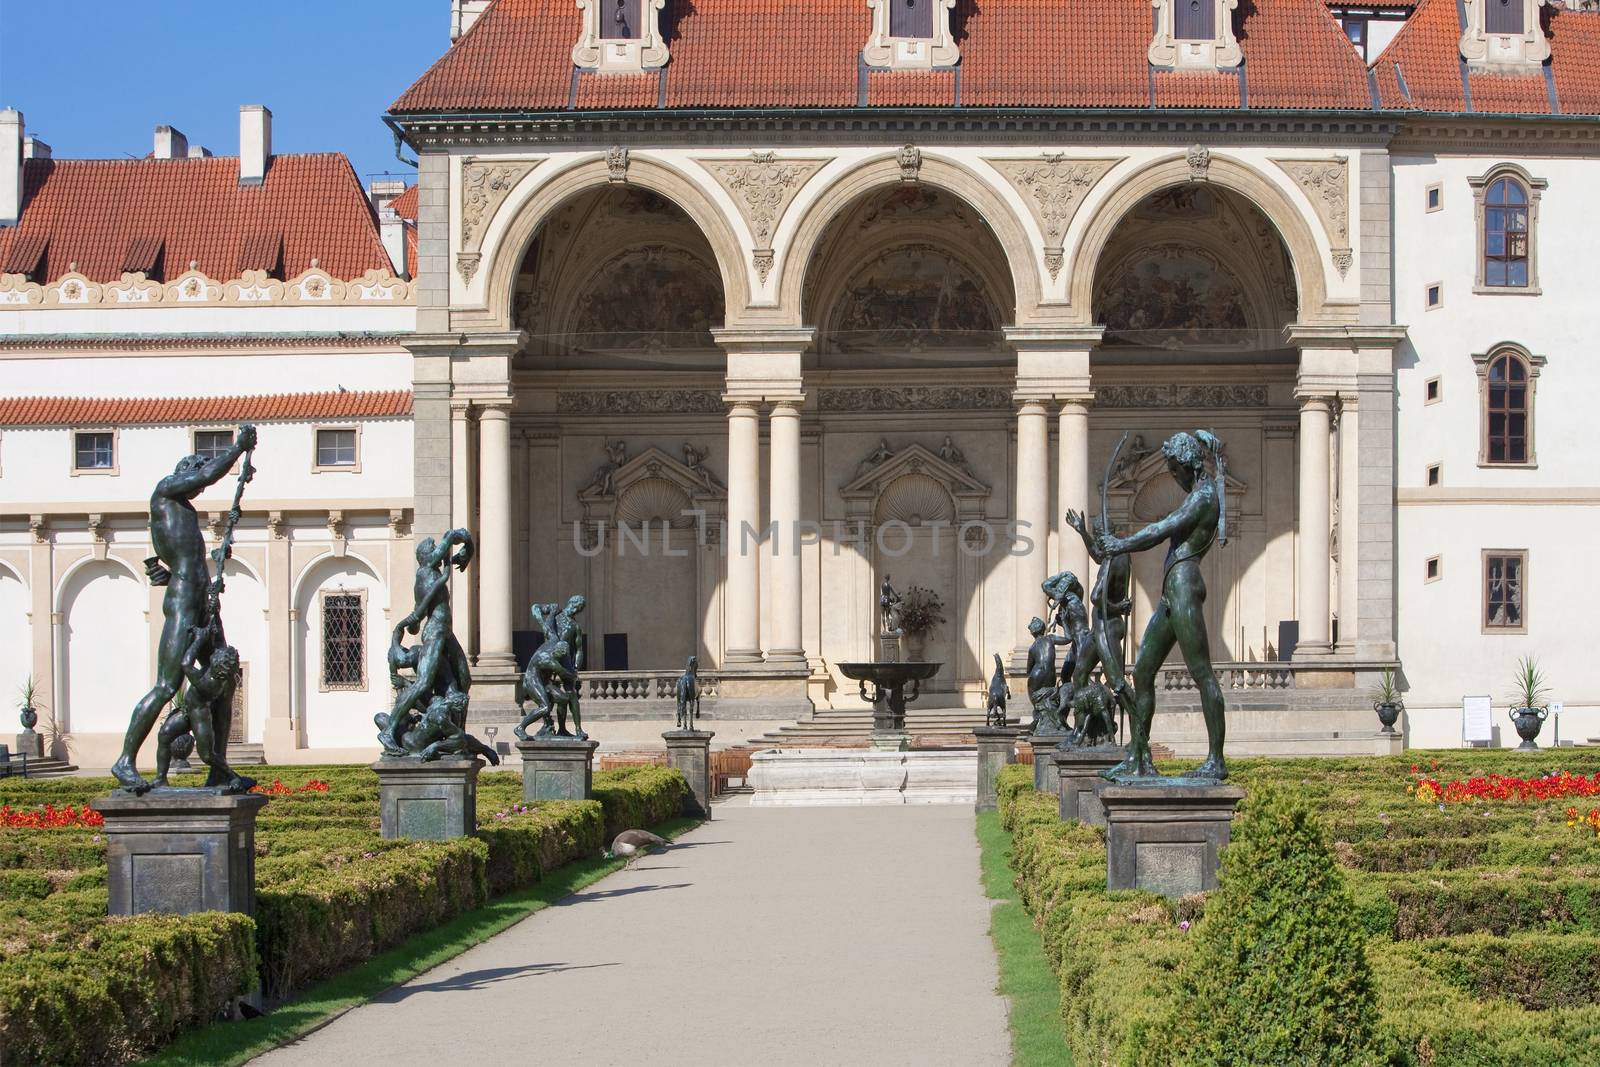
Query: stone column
766 400 805 666
723 400 763 664
1296 393 1334 656
476 402 515 669
1336 394 1360 655
449 400 476 659
1057 399 1091 583
1013 400 1050 662
263 514 296 758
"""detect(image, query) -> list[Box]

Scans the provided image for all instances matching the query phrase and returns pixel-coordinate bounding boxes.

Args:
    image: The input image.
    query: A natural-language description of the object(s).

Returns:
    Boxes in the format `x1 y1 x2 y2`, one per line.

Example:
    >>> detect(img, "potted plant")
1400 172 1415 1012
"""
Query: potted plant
1509 655 1550 751
18 675 39 733
1371 667 1403 735
898 586 946 662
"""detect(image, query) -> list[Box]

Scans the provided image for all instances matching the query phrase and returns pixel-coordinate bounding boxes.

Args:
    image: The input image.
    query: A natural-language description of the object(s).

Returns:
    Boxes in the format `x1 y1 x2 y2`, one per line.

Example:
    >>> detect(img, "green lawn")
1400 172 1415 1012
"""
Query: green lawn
978 810 1073 1067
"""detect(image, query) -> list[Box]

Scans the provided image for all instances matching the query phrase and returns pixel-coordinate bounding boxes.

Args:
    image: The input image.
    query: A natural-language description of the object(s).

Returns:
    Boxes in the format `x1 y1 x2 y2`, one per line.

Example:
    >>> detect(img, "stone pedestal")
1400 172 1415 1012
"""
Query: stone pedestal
869 730 910 752
373 758 482 840
1100 782 1246 899
13 730 42 759
1053 746 1124 827
877 633 902 662
1027 733 1067 794
90 791 268 917
663 729 714 818
973 726 1020 812
516 737 599 803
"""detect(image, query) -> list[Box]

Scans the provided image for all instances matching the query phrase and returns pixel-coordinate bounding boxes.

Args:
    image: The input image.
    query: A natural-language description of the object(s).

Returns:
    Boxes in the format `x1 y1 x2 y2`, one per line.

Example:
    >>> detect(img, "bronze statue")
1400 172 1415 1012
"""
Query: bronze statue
985 653 1010 727
1024 616 1070 731
1042 570 1090 726
879 575 905 636
153 621 248 790
1064 430 1140 738
675 655 700 729
113 425 256 793
1095 431 1229 780
514 596 589 740
1067 681 1118 748
377 529 496 763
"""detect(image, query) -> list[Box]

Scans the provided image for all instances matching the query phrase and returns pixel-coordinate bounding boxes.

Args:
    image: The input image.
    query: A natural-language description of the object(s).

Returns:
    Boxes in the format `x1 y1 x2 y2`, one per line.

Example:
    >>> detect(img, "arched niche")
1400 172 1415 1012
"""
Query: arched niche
59 558 146 735
293 554 387 750
0 562 31 710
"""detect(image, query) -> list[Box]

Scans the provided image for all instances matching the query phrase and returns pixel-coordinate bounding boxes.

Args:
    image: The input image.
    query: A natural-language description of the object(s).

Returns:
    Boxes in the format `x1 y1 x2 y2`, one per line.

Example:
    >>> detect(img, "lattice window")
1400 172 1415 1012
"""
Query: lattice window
229 662 248 743
73 431 114 470
321 591 366 690
1483 551 1527 632
1483 179 1530 288
316 428 358 469
193 429 232 462
1474 344 1543 467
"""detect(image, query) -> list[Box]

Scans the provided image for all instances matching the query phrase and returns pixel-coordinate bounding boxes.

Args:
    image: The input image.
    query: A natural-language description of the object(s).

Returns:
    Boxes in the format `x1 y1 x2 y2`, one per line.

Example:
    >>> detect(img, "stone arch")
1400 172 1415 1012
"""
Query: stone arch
59 558 147 734
482 154 751 333
291 548 385 610
777 152 1042 325
54 553 140 613
0 559 24 588
293 552 387 750
0 562 29 705
1067 153 1334 324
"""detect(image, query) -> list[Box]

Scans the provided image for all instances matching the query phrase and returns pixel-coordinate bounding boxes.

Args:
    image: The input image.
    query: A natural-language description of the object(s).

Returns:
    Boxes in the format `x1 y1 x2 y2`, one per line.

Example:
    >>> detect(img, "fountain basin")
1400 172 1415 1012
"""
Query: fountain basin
749 746 977 806
836 661 942 739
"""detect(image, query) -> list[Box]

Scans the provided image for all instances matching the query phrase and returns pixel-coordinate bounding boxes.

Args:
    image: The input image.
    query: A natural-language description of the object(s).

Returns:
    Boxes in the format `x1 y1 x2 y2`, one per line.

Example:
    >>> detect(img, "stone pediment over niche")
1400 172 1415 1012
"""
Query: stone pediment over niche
579 445 725 529
1106 445 1247 527
839 443 991 524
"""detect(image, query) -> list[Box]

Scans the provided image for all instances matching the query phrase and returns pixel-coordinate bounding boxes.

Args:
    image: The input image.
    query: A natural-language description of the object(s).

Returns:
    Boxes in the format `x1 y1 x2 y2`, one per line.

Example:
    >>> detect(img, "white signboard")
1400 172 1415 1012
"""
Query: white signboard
1463 695 1494 746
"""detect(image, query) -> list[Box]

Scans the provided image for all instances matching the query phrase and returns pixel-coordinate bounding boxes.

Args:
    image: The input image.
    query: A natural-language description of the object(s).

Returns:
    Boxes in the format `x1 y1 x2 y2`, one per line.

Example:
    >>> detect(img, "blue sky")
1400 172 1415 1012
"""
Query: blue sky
0 1 449 183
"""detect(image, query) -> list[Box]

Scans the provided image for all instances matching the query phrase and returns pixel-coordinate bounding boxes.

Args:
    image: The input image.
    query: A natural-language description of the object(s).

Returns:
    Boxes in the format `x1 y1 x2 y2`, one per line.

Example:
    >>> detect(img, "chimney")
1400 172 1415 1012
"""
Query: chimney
187 144 213 159
239 104 272 185
154 125 189 160
451 0 492 41
0 109 21 227
23 136 50 160
380 209 410 280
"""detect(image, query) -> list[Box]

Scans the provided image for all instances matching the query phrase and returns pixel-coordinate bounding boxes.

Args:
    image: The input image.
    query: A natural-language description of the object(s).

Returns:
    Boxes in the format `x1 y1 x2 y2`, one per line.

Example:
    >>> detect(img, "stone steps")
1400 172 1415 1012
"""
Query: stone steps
3 756 79 779
228 744 267 765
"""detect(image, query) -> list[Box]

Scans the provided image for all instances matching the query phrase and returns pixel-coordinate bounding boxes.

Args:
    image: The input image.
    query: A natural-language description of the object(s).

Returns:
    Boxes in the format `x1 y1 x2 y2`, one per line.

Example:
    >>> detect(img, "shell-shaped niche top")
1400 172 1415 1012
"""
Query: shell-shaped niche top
874 472 956 526
615 477 697 528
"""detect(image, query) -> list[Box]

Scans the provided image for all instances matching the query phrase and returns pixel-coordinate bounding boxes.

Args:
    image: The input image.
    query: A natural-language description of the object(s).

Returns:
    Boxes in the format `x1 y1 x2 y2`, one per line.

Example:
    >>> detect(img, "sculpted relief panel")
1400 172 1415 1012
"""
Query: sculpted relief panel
567 246 723 350
826 245 1001 351
701 152 827 284
990 156 1120 279
1094 248 1249 344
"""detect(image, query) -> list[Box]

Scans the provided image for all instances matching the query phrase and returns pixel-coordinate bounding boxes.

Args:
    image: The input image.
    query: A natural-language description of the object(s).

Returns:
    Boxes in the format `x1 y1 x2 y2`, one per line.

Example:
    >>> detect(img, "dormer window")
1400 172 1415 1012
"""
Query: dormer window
1460 0 1549 71
863 0 959 70
572 0 668 72
1149 0 1241 70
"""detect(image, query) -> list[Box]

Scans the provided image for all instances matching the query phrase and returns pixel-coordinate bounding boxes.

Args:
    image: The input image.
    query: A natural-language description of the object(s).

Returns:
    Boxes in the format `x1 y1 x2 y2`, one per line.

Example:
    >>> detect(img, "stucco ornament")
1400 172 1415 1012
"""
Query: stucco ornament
1275 157 1351 278
460 160 537 249
1186 145 1212 183
991 156 1120 279
607 146 631 184
703 152 827 284
898 144 922 183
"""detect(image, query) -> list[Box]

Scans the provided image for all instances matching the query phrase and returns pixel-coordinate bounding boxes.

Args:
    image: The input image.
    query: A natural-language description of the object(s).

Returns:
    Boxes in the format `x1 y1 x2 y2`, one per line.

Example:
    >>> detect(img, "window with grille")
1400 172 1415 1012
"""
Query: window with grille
1484 353 1530 464
1175 0 1215 39
229 662 248 743
1483 552 1526 631
1484 178 1530 287
321 593 365 689
890 0 934 38
601 0 641 39
316 428 358 468
74 431 114 470
193 430 232 462
1486 0 1524 35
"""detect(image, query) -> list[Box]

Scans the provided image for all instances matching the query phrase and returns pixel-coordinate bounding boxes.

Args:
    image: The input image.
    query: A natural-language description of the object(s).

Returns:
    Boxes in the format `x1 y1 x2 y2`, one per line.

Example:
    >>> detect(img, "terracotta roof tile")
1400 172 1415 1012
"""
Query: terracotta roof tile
389 185 419 221
0 155 390 284
1153 70 1240 109
866 69 956 107
0 391 414 428
392 0 1372 113
574 71 659 109
1373 0 1600 115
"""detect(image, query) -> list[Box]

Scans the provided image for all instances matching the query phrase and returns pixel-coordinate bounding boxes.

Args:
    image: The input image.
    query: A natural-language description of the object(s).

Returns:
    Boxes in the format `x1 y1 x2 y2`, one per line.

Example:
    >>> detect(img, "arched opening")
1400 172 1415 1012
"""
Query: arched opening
0 565 29 711
512 186 727 368
60 560 145 735
294 554 386 750
1088 184 1302 663
217 559 268 744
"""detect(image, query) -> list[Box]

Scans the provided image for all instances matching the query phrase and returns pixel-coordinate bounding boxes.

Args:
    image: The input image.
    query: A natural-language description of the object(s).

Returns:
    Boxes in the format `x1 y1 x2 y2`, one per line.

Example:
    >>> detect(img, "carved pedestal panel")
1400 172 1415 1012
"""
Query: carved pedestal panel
373 758 483 840
1100 782 1245 898
516 739 599 803
91 791 268 917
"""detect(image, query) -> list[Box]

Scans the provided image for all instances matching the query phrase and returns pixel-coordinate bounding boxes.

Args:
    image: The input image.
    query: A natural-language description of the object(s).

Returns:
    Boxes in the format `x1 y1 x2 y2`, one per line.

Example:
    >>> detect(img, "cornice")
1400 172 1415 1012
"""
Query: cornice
0 333 410 354
0 266 414 309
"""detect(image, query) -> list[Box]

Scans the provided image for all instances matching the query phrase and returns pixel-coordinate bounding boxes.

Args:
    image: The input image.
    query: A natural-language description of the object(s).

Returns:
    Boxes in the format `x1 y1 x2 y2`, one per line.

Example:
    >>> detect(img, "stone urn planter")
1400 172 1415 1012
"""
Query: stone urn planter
18 704 36 732
904 633 927 662
1374 701 1402 735
1509 706 1548 751
170 730 196 772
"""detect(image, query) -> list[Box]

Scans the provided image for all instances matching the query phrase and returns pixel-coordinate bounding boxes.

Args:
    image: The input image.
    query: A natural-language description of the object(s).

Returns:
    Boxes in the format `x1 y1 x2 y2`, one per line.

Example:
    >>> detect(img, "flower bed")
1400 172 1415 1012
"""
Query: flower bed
996 751 1600 1065
0 762 689 1065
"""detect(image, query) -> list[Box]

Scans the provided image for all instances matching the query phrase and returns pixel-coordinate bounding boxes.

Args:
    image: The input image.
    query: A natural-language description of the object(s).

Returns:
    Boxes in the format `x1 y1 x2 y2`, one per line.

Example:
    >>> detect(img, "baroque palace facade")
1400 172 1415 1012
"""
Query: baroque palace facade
2 0 1597 762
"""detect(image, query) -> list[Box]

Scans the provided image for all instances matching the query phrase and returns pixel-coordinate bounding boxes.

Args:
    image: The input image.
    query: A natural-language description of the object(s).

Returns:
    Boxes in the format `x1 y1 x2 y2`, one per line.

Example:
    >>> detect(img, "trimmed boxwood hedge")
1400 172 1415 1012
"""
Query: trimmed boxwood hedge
995 757 1600 1066
0 762 689 1065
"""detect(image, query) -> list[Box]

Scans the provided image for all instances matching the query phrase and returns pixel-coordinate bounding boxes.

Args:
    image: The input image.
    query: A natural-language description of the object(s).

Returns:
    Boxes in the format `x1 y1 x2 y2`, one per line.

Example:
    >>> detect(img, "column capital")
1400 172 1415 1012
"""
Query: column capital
476 400 513 418
1293 391 1335 410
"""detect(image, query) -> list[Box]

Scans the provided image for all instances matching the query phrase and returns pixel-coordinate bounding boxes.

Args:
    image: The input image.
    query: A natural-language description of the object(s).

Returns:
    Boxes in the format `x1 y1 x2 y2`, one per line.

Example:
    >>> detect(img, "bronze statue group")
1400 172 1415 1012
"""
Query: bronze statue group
996 429 1232 782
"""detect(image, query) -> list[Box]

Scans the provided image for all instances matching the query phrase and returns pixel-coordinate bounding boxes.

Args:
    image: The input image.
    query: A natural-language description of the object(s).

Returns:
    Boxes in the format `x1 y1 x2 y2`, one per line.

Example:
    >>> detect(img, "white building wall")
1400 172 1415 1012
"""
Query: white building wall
1393 151 1600 747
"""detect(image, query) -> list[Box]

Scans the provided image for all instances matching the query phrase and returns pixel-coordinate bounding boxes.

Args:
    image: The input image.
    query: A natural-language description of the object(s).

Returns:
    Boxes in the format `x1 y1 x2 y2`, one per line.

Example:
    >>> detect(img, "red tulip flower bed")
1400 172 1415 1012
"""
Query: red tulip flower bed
1408 766 1600 804
0 803 104 829
250 778 331 795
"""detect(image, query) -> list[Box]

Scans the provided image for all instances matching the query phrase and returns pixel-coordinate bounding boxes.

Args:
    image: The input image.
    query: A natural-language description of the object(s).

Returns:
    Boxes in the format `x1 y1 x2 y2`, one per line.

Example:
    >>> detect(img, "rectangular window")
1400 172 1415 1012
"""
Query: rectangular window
1425 184 1442 212
1426 463 1441 487
229 662 248 743
315 428 358 468
193 429 232 462
1175 0 1216 40
890 0 934 38
74 431 114 470
599 0 642 39
1483 551 1526 632
1425 556 1441 583
1485 0 1524 35
1425 377 1441 404
1425 283 1442 309
321 593 365 689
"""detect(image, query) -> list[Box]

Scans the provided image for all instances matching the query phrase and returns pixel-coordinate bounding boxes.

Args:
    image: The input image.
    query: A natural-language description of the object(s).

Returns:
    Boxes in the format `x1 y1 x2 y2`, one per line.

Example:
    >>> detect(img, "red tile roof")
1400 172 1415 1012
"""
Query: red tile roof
389 185 419 220
0 154 392 284
392 0 1374 113
1373 0 1600 116
0 391 414 428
